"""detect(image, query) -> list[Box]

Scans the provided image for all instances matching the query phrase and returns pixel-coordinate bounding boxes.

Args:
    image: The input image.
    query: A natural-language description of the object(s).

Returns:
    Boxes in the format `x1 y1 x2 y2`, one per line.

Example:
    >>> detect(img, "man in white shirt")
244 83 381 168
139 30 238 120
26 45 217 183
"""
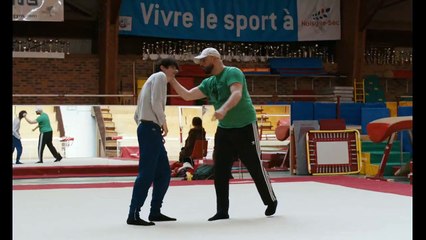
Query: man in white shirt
13 110 27 164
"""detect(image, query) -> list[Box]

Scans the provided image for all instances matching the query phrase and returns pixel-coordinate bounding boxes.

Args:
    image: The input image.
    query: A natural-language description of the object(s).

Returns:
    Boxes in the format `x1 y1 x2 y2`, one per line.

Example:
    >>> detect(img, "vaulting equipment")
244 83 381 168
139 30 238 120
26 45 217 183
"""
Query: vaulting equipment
365 116 412 181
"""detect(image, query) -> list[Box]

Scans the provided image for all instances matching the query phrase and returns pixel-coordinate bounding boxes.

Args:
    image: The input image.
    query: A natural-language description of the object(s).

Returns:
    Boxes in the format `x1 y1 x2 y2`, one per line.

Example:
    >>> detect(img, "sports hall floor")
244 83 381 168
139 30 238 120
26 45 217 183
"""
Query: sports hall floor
12 157 412 240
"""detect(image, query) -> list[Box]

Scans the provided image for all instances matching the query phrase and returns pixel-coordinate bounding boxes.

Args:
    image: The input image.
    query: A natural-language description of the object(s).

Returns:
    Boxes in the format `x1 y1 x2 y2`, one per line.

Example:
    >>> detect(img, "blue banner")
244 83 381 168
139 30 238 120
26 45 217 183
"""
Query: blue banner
119 0 340 42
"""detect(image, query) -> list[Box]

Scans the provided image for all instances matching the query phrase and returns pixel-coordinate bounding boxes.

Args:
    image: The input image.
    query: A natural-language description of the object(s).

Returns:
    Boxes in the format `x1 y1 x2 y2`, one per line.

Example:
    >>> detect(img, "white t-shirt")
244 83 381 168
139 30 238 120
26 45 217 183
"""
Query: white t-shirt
134 71 168 127
12 117 21 139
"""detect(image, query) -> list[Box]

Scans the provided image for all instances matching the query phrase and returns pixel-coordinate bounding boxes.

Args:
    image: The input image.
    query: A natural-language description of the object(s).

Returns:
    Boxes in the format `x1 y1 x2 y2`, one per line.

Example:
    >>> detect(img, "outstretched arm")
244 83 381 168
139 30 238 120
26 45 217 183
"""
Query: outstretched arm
24 116 37 124
168 78 206 101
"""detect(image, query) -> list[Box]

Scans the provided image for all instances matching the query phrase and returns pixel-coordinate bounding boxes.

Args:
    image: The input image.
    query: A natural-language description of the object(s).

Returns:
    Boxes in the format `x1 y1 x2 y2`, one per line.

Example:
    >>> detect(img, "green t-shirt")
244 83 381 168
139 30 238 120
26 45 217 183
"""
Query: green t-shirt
198 66 256 128
36 112 53 133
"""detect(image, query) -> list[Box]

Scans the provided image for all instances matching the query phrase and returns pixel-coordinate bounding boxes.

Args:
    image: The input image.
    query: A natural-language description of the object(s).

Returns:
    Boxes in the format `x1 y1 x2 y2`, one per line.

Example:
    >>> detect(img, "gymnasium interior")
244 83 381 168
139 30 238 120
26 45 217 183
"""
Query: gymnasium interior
11 1 413 239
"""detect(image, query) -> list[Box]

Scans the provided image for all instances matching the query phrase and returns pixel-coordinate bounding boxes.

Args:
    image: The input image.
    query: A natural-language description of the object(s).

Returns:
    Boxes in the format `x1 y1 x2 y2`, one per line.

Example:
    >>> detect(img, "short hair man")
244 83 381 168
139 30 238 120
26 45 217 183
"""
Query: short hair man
169 47 278 221
25 107 62 163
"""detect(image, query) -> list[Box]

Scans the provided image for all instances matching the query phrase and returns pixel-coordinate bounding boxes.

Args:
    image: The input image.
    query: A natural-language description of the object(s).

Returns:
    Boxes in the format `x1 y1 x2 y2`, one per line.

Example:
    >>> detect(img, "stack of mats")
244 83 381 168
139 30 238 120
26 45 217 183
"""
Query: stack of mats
317 86 354 102
364 75 386 102
360 140 411 176
397 106 413 157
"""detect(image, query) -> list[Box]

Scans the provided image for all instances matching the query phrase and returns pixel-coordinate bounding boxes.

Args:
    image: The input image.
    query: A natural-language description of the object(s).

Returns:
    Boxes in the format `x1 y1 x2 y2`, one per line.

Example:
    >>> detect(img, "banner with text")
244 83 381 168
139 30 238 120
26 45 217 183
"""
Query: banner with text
119 0 340 42
13 0 64 22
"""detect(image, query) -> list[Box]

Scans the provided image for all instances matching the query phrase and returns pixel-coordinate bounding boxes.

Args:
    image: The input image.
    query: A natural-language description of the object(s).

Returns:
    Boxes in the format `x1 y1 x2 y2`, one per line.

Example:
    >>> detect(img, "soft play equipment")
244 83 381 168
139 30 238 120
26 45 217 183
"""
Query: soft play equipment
291 120 320 175
275 118 290 141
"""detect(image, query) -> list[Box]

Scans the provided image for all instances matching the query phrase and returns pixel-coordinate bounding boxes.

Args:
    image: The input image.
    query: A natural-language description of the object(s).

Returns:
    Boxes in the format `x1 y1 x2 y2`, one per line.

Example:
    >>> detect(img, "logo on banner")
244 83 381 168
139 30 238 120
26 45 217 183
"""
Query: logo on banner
119 0 340 42
297 0 341 41
12 0 64 21
311 8 331 20
301 7 339 30
43 5 61 17
119 16 133 31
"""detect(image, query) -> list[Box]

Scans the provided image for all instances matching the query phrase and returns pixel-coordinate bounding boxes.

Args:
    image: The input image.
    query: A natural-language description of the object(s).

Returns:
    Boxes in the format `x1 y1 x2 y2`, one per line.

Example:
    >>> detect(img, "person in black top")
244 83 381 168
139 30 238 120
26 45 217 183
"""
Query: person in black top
179 117 206 166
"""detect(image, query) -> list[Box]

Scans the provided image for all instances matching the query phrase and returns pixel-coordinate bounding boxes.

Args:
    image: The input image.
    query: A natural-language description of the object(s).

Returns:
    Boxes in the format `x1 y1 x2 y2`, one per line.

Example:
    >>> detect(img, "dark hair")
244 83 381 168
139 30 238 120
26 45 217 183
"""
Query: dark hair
192 117 202 127
18 110 27 119
154 57 179 72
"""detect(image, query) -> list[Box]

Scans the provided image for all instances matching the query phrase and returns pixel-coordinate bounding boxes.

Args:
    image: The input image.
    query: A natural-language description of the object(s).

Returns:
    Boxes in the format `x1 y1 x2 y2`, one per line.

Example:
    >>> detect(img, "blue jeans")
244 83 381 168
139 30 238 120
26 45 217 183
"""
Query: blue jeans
12 136 23 162
128 121 171 217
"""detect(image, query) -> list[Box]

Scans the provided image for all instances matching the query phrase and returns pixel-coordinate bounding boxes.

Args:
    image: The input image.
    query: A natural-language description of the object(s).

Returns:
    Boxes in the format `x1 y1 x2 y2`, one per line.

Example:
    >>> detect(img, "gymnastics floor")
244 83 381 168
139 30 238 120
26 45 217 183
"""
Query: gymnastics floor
13 174 412 240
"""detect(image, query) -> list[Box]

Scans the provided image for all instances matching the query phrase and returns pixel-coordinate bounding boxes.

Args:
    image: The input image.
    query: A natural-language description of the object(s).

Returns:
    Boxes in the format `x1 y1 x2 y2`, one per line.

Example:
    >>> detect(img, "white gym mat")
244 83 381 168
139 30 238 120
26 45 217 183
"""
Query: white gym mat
13 181 412 240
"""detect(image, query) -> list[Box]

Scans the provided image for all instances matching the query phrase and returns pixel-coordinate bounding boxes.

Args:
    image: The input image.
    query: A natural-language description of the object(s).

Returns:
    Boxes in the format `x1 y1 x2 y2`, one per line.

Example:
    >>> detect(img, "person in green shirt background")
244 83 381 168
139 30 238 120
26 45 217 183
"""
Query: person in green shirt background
25 106 62 163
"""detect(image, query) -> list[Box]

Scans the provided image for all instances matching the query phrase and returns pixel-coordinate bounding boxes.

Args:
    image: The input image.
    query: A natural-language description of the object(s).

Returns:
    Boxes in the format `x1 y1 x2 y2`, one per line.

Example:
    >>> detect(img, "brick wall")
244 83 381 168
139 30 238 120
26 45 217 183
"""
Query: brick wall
13 55 99 104
362 64 413 101
13 54 412 105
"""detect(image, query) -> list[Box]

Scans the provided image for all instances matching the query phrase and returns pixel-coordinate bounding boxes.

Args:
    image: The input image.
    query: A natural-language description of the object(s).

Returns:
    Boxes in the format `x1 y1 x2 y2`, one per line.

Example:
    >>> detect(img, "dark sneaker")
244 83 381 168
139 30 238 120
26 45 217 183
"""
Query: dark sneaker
127 216 155 226
265 200 278 216
15 161 23 164
54 155 63 162
148 213 177 222
36 160 43 163
208 212 229 221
